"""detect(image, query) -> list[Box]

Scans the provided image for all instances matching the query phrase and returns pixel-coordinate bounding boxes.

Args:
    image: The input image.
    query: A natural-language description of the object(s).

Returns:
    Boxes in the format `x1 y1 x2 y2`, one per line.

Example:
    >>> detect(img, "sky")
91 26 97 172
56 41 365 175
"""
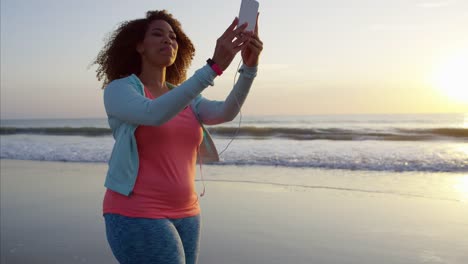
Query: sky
1 0 467 119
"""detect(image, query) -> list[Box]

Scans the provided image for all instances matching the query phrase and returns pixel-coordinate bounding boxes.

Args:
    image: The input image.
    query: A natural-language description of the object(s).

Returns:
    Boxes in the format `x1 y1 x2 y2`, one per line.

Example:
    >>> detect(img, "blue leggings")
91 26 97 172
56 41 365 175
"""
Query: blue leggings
104 214 201 264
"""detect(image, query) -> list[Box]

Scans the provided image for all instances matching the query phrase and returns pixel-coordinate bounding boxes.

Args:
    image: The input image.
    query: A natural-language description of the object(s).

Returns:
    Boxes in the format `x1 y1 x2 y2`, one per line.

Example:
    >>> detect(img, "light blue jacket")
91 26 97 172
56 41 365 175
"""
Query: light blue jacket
103 64 257 196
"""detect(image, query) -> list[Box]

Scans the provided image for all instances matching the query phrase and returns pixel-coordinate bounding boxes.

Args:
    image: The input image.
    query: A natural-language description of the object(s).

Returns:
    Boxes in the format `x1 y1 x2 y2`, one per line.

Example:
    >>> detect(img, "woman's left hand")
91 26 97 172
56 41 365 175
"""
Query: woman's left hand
241 13 263 67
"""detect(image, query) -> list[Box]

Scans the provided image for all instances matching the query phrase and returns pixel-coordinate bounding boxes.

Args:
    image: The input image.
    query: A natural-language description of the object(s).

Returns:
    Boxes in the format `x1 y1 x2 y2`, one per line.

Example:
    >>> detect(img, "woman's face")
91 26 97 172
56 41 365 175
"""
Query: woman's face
137 19 179 68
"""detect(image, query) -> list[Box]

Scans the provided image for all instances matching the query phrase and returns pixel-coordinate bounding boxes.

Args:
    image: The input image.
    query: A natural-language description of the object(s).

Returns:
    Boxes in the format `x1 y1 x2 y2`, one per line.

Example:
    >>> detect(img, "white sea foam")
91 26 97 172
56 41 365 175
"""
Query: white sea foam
1 135 466 172
1 114 466 172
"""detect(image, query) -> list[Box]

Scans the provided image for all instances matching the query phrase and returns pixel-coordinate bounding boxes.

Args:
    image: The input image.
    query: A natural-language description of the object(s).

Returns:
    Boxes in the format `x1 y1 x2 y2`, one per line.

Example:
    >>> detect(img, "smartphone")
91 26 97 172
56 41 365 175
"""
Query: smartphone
238 0 259 32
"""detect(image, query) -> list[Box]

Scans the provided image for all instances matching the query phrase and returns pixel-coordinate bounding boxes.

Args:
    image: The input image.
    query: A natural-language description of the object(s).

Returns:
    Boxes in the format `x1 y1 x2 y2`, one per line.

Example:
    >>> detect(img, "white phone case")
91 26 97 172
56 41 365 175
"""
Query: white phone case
238 0 259 32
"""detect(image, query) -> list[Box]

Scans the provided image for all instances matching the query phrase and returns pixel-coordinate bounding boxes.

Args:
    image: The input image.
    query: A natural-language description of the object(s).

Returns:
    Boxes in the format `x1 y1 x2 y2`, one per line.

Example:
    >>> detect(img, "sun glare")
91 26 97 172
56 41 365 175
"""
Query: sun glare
432 51 468 103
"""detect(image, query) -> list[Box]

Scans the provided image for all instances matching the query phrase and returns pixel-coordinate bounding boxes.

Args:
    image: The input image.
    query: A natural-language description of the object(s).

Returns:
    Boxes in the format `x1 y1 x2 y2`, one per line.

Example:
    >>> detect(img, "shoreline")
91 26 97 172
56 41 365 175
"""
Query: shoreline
1 159 468 263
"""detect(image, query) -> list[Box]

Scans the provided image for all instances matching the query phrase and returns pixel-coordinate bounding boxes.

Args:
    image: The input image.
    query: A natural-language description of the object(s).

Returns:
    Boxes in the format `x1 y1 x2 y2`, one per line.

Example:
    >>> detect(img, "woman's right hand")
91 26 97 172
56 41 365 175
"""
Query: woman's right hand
211 17 253 71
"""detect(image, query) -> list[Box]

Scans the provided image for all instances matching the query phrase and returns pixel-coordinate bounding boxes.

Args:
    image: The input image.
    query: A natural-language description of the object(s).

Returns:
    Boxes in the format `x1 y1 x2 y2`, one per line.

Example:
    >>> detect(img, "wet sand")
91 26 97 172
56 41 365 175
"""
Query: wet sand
1 159 467 263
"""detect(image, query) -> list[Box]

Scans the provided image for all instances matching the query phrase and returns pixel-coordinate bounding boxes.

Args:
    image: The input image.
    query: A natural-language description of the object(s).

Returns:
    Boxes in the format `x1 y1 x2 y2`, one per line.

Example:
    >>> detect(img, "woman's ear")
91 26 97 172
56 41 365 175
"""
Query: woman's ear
136 42 144 54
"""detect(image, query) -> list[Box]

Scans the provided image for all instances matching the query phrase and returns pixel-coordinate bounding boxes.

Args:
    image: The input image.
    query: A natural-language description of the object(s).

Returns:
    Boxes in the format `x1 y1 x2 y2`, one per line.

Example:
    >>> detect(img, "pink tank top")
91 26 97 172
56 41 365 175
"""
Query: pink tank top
103 86 202 219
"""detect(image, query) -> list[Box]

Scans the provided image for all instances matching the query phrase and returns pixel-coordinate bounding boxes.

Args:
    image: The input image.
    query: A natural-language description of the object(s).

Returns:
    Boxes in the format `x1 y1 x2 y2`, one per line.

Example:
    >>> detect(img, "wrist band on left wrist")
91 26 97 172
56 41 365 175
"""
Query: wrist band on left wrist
206 58 223 76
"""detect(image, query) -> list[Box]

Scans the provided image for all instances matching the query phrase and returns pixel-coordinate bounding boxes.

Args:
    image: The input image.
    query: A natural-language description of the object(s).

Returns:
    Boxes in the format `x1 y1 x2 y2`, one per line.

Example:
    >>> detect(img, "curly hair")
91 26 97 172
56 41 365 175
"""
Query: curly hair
93 10 195 88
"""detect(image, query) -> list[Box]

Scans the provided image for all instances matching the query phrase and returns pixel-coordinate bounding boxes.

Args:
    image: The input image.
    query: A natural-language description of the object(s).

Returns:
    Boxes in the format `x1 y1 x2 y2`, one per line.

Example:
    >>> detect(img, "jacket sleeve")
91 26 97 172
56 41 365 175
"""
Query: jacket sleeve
194 64 257 125
104 65 217 126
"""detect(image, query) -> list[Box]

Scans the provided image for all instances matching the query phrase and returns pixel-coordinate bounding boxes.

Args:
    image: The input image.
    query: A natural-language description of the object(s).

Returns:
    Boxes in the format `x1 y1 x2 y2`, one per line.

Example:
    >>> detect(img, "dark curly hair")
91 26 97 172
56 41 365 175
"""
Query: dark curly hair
93 10 195 88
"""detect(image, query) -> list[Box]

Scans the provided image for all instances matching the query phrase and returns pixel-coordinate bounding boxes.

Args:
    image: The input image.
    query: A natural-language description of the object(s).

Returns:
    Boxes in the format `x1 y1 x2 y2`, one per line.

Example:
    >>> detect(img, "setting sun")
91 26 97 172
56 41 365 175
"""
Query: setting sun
432 51 468 103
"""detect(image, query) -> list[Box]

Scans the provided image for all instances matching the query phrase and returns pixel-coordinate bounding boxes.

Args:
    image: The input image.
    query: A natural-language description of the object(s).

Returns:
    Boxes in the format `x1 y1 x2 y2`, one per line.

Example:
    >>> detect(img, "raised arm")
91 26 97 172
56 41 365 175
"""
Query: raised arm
104 17 252 126
196 14 263 125
195 64 257 125
104 65 216 126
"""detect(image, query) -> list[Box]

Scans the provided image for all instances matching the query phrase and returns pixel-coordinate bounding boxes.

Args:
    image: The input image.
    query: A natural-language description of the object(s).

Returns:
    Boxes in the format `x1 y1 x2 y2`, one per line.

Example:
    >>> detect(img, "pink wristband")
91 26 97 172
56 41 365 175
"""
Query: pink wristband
211 63 223 76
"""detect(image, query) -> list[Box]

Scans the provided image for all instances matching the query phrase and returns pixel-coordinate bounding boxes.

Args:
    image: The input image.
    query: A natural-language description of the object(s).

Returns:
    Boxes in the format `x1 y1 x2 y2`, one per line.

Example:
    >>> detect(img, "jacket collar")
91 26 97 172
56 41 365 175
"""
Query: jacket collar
129 74 175 95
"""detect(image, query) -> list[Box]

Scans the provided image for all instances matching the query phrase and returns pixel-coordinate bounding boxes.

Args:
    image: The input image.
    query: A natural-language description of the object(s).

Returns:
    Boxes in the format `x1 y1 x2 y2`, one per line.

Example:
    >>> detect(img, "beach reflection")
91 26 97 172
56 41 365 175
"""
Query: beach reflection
454 174 468 202
449 135 468 201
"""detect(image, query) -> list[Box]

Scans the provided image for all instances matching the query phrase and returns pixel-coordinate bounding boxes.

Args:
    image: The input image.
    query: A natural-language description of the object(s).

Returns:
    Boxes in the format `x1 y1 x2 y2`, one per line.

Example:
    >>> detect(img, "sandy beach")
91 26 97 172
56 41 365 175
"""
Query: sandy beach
1 159 467 264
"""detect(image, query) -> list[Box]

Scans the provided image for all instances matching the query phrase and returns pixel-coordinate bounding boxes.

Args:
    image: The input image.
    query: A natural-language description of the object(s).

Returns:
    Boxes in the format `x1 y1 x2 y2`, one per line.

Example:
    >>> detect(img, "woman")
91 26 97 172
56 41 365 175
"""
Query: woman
93 10 262 264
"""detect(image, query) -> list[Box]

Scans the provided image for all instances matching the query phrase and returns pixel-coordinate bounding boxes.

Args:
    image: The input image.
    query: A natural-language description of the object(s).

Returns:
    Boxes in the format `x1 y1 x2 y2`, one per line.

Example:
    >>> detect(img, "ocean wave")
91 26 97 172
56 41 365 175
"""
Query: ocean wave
1 154 466 173
209 126 468 141
0 127 111 136
1 126 467 141
1 142 466 173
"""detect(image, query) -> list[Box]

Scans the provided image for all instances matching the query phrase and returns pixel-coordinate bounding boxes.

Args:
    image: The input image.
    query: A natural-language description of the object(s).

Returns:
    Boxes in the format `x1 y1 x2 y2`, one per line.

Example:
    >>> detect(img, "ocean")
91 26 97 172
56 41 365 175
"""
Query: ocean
2 114 468 262
1 113 467 173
